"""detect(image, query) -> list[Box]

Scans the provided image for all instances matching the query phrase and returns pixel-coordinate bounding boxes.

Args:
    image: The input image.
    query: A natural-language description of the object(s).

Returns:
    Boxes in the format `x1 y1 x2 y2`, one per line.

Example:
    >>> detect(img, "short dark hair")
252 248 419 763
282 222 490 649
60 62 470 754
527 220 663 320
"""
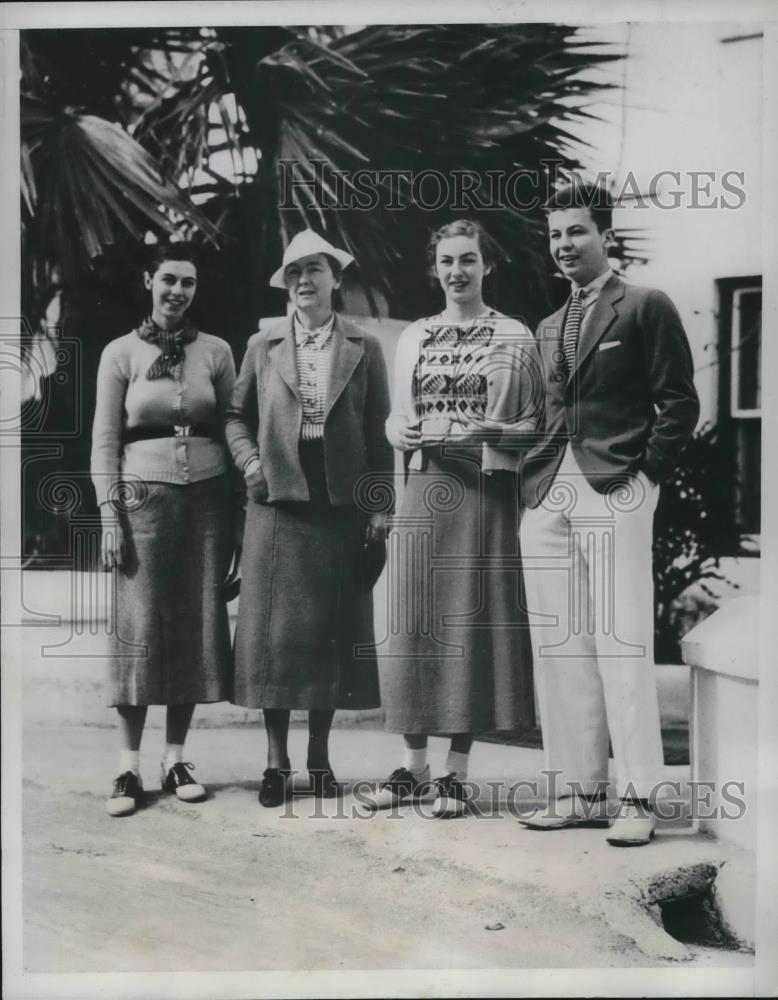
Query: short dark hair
544 182 613 233
426 218 501 277
145 241 199 278
322 254 343 282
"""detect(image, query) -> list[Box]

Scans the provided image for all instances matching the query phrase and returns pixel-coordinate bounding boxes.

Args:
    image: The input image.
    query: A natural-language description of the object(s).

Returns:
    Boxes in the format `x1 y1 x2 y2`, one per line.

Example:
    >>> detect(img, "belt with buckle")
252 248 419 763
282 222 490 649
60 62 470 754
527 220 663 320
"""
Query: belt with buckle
122 423 214 444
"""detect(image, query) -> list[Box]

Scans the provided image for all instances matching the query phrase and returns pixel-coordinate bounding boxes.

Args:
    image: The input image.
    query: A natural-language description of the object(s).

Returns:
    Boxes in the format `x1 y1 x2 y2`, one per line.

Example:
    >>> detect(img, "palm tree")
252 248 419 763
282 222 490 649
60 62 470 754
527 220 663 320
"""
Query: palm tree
22 24 624 327
20 23 624 564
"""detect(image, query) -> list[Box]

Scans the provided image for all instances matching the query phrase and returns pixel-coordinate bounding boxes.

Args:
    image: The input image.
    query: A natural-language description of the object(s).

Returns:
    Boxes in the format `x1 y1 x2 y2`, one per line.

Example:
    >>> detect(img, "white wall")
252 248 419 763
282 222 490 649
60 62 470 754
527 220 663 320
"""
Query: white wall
569 22 763 425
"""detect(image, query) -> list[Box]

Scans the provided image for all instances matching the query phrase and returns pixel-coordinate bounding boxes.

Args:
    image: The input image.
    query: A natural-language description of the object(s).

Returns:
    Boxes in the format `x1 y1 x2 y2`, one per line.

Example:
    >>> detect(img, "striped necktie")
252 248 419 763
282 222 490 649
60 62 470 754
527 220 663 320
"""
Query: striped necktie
562 288 584 373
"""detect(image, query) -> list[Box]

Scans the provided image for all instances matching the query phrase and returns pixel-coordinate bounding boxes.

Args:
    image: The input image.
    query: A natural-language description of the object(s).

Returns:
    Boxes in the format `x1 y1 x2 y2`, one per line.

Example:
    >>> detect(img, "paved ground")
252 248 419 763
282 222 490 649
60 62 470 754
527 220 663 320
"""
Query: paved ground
20 723 755 975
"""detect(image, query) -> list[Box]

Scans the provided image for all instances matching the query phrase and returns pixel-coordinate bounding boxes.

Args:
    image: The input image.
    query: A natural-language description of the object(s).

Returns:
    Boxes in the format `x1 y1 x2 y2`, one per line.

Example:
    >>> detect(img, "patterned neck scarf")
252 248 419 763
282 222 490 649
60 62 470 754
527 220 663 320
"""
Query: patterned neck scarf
137 317 197 380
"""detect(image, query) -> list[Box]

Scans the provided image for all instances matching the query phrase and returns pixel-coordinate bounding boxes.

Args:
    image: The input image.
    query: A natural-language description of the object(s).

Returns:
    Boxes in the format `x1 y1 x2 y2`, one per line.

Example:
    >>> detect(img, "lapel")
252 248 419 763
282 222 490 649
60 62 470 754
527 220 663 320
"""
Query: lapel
266 318 300 400
569 273 625 381
324 314 364 420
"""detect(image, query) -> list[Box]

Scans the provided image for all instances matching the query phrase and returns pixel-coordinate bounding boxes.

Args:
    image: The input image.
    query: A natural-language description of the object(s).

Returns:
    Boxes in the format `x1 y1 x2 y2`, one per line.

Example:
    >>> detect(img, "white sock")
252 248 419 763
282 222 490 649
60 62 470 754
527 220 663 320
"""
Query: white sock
445 750 469 781
119 750 140 776
163 743 184 774
402 746 428 776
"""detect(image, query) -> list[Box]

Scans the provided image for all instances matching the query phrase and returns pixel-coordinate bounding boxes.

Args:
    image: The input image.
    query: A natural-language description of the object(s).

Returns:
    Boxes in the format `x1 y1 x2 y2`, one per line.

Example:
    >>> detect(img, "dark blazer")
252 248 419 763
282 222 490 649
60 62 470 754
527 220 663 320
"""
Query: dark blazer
225 314 393 507
521 273 700 508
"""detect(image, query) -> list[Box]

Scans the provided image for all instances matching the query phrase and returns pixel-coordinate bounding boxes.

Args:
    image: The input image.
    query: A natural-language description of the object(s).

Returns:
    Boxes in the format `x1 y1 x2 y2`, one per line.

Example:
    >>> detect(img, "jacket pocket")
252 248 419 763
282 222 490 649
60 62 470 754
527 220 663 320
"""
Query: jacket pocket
594 337 632 386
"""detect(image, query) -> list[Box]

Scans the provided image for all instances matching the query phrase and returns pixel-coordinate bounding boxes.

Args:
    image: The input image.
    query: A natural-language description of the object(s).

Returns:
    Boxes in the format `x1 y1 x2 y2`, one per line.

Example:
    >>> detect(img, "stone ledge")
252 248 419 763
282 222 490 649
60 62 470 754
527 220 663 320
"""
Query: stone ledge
681 596 759 681
682 596 759 851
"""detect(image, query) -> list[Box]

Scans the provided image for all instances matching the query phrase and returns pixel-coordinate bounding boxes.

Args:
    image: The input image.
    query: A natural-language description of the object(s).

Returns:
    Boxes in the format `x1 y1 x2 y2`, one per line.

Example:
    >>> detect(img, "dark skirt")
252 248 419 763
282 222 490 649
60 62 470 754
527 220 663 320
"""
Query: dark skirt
380 447 534 734
109 475 233 706
232 442 380 710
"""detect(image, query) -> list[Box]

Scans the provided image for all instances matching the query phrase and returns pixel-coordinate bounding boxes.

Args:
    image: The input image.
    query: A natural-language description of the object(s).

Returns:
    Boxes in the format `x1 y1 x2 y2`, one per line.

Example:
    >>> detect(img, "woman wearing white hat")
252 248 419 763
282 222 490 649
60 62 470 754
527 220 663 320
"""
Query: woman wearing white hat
225 230 393 807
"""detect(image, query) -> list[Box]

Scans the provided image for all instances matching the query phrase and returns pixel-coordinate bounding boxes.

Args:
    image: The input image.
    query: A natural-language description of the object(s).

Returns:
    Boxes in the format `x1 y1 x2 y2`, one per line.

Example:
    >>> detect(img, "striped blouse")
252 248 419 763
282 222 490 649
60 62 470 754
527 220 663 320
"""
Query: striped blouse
293 312 335 441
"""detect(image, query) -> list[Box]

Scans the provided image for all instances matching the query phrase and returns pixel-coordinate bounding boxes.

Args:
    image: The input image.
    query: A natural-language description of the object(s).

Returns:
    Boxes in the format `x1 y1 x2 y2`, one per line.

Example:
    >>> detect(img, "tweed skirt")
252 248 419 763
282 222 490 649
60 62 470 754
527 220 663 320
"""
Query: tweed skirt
109 475 233 706
380 447 535 734
232 446 380 710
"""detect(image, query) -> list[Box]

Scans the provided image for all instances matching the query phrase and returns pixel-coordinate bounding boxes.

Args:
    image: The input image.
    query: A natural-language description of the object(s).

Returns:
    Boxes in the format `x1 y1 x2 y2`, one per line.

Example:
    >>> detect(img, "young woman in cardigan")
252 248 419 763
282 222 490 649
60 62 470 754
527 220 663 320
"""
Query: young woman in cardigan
91 243 237 817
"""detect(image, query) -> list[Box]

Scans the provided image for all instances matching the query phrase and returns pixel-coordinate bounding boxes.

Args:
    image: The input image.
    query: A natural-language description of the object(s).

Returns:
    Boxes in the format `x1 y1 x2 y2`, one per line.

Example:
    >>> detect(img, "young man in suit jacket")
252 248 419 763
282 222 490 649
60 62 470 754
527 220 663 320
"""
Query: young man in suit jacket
518 182 699 845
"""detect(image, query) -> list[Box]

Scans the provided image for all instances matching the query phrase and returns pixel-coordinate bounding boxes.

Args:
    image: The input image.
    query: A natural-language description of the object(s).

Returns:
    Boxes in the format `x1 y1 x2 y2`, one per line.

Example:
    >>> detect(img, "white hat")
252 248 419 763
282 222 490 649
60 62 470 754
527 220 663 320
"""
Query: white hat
269 230 355 289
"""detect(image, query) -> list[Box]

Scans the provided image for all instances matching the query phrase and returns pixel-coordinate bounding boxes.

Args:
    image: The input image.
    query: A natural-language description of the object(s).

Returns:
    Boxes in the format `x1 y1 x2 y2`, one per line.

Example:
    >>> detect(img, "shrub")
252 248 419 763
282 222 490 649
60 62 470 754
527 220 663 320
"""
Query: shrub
653 423 740 663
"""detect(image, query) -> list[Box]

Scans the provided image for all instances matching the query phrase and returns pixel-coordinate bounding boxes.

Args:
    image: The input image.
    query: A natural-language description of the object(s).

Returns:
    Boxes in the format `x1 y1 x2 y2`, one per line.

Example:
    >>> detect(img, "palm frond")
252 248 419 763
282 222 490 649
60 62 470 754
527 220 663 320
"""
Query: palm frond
22 95 219 275
21 29 204 126
133 71 221 182
21 141 37 215
22 23 629 323
250 23 624 320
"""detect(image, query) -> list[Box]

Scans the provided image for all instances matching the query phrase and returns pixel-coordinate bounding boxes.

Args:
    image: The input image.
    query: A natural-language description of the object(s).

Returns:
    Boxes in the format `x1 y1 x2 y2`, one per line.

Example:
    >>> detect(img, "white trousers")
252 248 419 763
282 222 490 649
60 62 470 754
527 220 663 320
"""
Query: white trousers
520 445 664 800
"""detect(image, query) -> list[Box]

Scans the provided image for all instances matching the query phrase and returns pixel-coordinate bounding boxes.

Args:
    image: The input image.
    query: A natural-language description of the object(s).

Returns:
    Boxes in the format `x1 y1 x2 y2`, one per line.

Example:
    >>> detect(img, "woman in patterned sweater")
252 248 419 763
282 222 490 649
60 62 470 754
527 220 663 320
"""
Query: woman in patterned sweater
365 219 541 817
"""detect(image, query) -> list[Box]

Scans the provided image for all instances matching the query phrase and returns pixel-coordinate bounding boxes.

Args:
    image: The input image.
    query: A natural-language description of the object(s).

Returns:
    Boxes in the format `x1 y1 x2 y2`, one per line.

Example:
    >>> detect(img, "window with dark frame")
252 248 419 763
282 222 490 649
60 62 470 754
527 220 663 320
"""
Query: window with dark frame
716 276 761 547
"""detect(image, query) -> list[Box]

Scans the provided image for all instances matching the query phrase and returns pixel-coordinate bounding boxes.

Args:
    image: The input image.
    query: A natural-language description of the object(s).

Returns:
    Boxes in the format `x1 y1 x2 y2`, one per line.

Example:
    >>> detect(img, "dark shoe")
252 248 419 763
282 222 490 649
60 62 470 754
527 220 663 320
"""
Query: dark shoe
361 765 432 811
309 768 340 798
432 773 470 818
160 761 207 802
258 767 291 808
107 770 144 817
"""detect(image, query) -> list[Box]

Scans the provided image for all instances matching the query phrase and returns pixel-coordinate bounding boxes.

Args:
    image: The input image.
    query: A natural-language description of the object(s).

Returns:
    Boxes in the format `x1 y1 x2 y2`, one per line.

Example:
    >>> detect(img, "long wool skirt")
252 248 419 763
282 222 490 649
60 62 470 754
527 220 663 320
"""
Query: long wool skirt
109 475 233 706
232 498 381 711
380 447 535 734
